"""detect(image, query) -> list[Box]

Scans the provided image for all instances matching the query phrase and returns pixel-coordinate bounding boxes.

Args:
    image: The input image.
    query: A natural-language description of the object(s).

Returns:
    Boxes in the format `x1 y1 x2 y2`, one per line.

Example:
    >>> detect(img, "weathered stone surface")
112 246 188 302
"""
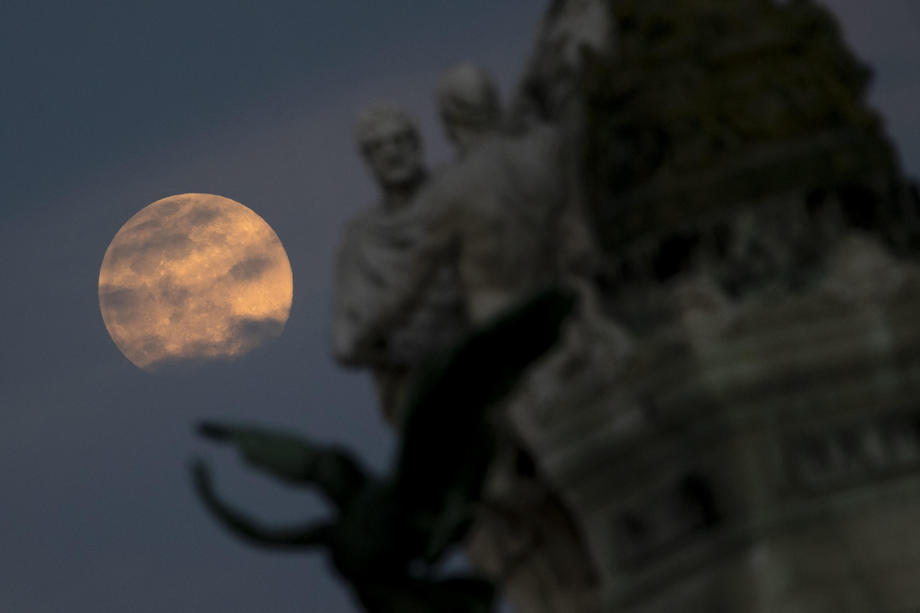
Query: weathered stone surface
578 0 915 329
498 1 920 611
582 266 920 611
326 2 920 612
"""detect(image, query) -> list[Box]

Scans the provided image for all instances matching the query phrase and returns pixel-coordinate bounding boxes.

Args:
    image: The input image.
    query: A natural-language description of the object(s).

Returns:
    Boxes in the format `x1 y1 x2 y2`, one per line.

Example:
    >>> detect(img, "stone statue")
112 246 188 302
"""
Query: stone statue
192 288 576 613
365 64 586 325
333 104 466 423
329 61 620 613
357 63 616 613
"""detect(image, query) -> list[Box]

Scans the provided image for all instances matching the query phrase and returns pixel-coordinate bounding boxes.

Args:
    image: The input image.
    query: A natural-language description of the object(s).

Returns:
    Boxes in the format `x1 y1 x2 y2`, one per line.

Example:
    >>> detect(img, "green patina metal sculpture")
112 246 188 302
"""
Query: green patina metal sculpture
192 287 576 613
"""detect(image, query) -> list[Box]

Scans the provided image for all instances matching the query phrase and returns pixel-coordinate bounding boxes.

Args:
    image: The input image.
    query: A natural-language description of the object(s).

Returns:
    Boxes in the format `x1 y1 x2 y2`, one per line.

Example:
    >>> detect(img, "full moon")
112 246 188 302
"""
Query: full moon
98 193 293 372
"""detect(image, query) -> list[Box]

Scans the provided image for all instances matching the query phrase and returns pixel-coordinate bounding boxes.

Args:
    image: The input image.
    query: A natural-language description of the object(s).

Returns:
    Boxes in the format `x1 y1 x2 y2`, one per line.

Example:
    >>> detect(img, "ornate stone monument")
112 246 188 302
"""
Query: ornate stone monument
185 0 920 611
333 1 920 612
506 1 920 612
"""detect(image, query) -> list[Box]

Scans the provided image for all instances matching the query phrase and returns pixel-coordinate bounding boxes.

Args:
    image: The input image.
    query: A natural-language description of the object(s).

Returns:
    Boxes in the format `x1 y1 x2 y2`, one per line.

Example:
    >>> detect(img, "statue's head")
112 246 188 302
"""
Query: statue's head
355 104 425 192
436 63 502 155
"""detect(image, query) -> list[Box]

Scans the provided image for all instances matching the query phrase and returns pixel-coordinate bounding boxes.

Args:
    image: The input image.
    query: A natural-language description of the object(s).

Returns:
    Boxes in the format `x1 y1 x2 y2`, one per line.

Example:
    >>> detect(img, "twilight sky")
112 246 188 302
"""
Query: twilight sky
0 2 918 612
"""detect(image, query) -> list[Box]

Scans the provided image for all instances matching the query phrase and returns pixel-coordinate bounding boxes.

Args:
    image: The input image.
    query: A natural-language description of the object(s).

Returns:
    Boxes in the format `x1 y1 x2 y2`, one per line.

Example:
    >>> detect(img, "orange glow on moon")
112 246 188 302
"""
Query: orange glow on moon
98 193 293 372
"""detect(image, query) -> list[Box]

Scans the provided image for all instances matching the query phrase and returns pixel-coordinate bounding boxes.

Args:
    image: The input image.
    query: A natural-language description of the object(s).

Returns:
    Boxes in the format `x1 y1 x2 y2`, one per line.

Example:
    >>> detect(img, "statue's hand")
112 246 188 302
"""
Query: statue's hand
197 421 319 484
190 458 335 549
196 421 371 510
197 421 231 441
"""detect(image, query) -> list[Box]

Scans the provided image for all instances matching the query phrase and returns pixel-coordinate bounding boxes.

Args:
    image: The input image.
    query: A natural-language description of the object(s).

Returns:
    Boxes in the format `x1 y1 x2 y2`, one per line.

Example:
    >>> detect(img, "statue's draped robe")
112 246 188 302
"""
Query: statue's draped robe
412 125 590 322
334 198 467 422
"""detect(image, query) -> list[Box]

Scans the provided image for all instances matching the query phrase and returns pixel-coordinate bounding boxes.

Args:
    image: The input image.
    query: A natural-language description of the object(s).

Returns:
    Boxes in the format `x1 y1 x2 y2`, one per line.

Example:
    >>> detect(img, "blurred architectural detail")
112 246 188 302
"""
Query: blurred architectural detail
512 0 614 126
329 0 920 611
507 0 920 611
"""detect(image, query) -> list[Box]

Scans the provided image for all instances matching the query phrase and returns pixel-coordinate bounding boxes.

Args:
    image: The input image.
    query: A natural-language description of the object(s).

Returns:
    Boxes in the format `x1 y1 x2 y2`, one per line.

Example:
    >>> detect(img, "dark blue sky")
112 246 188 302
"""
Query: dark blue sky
0 2 918 612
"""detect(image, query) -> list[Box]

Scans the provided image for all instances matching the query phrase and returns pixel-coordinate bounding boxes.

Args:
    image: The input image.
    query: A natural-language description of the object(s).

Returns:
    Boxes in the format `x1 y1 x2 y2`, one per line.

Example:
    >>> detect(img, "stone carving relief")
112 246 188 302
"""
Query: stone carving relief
329 2 920 612
785 412 920 493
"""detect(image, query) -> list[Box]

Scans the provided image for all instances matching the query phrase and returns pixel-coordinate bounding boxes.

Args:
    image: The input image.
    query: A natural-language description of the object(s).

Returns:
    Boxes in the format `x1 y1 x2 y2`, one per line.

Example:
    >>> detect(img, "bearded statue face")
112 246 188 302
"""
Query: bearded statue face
356 110 424 190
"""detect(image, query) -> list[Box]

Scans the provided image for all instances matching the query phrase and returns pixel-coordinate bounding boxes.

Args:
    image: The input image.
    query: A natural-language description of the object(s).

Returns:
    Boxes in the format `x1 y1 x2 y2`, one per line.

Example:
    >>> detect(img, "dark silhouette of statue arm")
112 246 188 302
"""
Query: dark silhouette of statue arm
197 422 371 512
393 287 577 561
192 460 336 548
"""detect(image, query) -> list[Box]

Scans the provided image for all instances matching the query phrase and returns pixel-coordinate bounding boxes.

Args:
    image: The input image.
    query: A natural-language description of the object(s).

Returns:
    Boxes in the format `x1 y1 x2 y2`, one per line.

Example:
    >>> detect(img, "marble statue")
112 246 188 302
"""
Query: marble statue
333 104 466 423
365 64 588 325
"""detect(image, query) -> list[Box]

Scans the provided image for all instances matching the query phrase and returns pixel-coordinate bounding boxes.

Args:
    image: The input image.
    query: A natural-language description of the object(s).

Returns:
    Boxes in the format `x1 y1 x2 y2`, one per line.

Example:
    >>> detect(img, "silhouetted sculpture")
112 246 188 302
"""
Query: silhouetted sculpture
192 287 576 613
